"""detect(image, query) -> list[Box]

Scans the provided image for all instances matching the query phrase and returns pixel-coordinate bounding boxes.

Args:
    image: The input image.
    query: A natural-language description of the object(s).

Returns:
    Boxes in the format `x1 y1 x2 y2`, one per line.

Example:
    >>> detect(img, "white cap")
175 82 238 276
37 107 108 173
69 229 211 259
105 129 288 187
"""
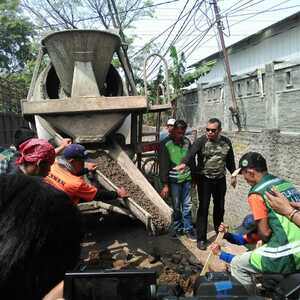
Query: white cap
167 118 176 126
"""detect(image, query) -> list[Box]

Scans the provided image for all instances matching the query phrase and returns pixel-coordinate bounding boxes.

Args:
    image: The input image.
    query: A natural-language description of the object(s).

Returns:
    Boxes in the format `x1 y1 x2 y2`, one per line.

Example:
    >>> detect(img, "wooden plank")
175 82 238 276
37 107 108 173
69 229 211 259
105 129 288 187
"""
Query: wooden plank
200 232 225 276
22 96 147 115
148 103 171 112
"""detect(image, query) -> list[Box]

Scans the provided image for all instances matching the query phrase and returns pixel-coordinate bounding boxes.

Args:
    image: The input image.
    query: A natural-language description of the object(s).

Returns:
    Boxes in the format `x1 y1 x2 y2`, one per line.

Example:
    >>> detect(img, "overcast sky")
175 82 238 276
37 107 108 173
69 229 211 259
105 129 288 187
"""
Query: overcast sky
129 0 300 70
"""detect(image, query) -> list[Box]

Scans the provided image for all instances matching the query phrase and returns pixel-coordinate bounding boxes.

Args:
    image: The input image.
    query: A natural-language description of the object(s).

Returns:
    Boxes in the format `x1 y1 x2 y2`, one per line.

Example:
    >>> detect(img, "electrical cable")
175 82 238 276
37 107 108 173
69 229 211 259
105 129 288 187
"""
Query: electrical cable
130 0 198 58
228 0 294 28
224 0 265 15
229 4 300 17
146 0 209 75
143 0 192 72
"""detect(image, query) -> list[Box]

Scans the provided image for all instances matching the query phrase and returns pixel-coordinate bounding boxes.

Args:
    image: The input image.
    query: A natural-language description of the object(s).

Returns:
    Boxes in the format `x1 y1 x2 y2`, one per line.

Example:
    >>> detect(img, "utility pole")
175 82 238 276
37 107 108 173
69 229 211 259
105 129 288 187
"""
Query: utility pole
211 0 241 131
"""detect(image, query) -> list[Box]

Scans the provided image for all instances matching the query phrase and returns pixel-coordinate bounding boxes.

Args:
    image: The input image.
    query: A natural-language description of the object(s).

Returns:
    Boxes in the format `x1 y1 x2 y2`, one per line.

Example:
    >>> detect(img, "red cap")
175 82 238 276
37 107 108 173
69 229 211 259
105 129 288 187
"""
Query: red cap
16 138 55 165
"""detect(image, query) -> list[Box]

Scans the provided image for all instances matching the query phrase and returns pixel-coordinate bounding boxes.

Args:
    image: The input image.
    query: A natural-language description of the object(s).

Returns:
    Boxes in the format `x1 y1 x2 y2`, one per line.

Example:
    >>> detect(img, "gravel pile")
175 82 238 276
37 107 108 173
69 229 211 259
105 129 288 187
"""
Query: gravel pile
95 151 168 233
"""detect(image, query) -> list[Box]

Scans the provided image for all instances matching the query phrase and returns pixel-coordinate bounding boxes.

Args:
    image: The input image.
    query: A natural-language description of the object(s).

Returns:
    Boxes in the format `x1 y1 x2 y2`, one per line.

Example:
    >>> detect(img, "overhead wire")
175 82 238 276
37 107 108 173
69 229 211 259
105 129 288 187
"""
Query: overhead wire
139 0 204 78
143 0 193 73
184 24 215 59
223 0 266 15
130 0 197 58
227 0 294 27
188 0 295 67
228 4 300 17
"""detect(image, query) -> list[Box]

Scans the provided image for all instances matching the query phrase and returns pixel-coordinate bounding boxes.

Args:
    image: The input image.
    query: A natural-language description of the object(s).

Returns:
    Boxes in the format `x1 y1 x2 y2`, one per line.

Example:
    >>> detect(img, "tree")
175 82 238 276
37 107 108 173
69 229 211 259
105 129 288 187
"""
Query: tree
0 0 35 74
21 0 154 35
169 45 186 97
21 0 155 93
183 60 216 87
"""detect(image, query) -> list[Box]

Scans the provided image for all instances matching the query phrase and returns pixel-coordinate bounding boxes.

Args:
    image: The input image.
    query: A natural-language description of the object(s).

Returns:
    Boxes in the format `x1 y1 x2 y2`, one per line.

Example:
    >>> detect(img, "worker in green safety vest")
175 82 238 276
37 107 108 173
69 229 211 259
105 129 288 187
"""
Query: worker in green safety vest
230 152 300 290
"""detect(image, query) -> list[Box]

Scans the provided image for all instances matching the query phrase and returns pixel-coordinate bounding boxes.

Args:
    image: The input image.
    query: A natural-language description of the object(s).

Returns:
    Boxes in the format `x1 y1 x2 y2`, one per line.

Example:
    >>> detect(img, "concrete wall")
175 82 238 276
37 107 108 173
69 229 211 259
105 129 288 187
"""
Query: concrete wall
178 60 300 133
223 130 300 227
176 88 199 128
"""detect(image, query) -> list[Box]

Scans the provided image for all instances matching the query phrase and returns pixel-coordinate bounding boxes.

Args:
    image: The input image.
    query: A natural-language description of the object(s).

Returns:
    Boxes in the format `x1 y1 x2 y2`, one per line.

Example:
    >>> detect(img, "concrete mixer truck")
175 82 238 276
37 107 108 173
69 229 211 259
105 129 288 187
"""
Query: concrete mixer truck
21 29 172 234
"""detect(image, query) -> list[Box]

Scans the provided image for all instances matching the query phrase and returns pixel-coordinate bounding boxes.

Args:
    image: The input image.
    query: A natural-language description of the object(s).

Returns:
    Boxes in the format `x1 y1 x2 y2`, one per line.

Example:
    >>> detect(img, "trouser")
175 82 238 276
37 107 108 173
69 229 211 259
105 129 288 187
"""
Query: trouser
170 181 193 233
230 251 258 291
196 175 226 241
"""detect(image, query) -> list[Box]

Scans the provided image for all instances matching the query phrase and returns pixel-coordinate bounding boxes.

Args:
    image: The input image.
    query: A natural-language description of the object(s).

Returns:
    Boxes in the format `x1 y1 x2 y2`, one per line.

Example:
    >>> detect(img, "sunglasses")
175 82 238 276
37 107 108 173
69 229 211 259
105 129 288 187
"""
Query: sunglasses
206 128 217 133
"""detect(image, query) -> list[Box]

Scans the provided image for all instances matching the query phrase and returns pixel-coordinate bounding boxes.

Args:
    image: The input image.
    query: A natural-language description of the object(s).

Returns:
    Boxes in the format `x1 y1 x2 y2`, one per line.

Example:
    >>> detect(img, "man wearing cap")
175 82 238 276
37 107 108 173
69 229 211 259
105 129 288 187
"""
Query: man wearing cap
159 118 176 141
175 118 237 250
46 143 128 205
228 152 300 289
12 138 56 177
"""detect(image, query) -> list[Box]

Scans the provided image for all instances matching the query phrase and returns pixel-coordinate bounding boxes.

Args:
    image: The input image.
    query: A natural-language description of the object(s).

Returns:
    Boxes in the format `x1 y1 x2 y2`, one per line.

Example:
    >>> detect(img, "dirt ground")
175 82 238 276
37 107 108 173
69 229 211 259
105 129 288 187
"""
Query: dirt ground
80 214 247 297
81 149 247 296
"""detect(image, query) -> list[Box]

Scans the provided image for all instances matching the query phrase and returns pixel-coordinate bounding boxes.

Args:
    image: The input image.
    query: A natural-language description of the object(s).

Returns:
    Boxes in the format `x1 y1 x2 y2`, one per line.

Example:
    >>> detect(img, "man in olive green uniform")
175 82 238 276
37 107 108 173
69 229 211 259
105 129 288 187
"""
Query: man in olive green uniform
176 118 237 250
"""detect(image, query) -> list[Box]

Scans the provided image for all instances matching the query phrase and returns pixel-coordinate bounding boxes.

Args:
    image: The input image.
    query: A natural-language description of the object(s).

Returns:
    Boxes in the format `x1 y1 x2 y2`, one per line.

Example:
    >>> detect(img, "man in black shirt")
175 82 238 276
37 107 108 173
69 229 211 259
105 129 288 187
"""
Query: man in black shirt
175 118 237 250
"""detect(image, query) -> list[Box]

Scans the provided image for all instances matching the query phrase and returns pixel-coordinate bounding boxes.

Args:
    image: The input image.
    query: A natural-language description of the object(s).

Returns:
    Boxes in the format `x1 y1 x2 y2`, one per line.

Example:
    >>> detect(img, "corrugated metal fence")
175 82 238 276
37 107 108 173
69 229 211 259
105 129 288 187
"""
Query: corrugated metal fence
0 112 28 147
0 77 28 147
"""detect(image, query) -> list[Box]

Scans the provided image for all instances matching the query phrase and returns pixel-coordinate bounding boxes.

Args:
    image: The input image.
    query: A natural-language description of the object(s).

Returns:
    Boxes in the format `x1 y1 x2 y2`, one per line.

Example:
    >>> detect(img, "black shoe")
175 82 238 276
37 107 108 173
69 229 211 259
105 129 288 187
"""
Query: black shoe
197 240 207 250
185 230 197 242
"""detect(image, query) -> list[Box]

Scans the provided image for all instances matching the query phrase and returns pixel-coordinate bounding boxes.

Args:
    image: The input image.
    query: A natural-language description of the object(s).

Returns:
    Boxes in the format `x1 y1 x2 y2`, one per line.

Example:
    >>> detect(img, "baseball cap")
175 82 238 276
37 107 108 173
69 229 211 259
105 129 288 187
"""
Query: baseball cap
167 118 176 126
63 144 88 160
232 152 267 177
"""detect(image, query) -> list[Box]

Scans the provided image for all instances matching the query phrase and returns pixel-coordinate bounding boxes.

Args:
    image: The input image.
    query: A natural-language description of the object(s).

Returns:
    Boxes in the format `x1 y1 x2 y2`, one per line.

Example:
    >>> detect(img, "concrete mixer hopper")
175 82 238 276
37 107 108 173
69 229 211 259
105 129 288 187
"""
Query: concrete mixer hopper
21 29 172 234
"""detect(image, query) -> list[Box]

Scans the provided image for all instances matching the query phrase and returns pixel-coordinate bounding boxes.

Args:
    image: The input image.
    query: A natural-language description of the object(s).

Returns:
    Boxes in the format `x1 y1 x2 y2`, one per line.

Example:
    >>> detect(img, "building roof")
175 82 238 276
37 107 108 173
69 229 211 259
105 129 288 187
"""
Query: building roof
190 11 300 69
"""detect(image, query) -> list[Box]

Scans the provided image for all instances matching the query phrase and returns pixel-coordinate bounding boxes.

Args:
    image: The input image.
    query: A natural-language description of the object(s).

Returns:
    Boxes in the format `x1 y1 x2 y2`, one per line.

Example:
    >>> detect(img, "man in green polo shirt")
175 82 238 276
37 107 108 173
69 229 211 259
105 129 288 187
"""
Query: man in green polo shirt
230 152 300 289
159 119 196 241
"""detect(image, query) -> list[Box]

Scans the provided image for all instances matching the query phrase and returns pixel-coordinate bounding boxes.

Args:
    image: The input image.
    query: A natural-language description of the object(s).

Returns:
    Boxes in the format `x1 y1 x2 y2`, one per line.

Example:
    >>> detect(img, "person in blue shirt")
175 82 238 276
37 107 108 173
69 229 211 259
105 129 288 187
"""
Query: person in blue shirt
211 214 259 263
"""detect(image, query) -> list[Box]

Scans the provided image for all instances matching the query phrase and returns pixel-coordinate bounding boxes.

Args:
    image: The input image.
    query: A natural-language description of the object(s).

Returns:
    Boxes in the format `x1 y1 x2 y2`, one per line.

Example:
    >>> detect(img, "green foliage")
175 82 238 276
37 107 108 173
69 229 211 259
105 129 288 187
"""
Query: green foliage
183 60 216 87
169 45 186 96
0 0 36 74
147 65 164 105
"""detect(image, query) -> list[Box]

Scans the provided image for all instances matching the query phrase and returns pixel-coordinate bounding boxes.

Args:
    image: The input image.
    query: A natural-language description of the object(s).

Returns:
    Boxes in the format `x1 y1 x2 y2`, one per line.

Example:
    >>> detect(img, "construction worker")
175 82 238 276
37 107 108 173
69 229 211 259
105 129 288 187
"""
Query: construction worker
12 138 56 177
159 119 196 241
46 143 128 205
175 118 237 250
224 152 300 289
0 174 82 300
0 126 71 175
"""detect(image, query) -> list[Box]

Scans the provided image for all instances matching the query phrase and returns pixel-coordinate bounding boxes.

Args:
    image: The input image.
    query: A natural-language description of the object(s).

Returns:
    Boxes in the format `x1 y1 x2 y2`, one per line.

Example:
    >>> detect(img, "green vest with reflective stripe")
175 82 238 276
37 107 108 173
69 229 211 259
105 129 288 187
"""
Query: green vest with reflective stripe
165 138 191 183
249 174 300 273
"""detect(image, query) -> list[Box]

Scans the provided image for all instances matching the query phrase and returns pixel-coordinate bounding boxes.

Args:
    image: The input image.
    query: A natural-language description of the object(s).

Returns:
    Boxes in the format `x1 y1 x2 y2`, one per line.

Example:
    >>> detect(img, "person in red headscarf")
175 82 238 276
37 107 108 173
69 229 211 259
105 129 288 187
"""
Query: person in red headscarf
13 138 56 177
